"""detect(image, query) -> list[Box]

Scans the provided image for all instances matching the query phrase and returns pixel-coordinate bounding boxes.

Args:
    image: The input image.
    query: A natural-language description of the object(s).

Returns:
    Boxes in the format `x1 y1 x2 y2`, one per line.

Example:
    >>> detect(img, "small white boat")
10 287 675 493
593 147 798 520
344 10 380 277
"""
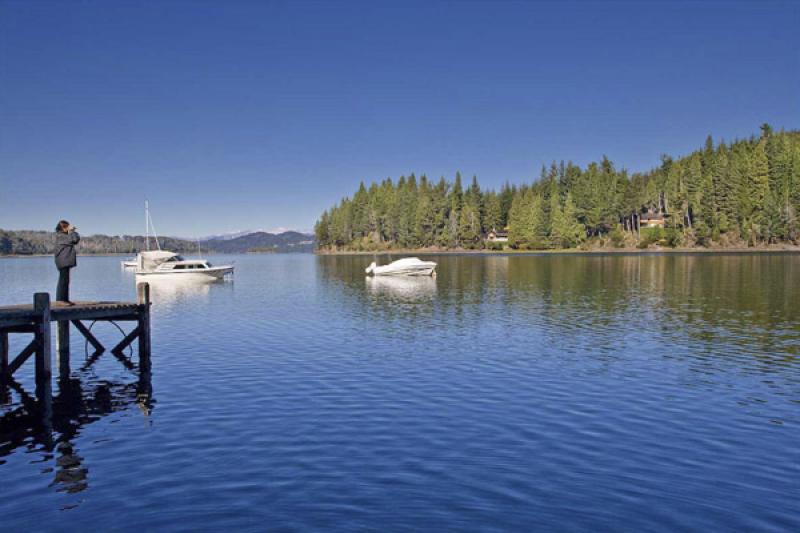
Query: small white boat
365 257 437 276
121 259 138 268
135 251 233 280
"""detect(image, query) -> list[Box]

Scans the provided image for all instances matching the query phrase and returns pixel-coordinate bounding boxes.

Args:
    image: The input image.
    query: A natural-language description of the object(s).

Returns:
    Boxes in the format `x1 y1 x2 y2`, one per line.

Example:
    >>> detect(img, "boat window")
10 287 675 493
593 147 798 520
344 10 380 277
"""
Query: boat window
173 264 186 269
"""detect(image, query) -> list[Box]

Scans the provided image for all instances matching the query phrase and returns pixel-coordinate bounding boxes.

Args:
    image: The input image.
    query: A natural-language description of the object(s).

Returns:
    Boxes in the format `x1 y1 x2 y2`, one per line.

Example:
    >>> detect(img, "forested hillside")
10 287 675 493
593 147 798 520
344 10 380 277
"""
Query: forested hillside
202 231 314 253
315 125 800 251
0 231 198 256
0 230 314 255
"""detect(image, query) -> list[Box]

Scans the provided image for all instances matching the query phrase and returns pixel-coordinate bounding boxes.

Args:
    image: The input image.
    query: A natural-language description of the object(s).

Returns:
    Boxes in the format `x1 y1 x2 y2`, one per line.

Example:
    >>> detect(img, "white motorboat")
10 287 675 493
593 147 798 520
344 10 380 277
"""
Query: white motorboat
135 251 233 280
365 257 437 276
121 259 138 268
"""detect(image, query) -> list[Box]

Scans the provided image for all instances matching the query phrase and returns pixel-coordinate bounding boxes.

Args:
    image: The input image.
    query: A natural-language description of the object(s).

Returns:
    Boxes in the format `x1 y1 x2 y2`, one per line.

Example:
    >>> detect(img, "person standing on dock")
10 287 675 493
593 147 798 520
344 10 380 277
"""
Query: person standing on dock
54 220 80 304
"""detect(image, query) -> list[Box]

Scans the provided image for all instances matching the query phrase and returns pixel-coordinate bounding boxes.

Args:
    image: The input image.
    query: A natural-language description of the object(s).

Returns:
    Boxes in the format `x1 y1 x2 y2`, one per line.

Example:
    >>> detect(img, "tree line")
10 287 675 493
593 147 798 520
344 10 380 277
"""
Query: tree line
315 125 800 251
0 230 199 255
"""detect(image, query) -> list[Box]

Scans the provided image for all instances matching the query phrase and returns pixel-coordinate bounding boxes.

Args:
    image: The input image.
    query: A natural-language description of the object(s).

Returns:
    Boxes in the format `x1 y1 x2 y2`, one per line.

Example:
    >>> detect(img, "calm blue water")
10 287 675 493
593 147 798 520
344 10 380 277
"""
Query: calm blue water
1 254 799 531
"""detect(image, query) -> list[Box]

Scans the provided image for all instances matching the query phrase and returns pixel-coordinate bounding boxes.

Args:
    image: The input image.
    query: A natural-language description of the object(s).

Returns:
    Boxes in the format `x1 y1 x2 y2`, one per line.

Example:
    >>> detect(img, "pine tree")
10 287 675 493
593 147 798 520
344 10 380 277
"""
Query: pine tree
483 192 502 233
561 192 586 247
713 144 734 233
458 203 481 248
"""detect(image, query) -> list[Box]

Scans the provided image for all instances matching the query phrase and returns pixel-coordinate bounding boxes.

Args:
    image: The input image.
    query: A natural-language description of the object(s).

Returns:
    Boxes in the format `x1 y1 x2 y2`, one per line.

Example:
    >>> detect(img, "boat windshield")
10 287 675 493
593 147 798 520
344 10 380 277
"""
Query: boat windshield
165 255 185 262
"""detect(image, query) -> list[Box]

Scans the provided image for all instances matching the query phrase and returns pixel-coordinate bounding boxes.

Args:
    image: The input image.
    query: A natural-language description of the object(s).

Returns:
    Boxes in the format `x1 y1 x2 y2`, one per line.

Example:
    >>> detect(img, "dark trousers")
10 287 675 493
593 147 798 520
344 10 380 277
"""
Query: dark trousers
57 267 71 302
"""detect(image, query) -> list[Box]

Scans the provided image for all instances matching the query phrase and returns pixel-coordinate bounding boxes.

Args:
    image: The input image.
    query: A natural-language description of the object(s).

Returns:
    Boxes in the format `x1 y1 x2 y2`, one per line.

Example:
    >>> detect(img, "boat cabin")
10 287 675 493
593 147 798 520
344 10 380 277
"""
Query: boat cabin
157 260 214 271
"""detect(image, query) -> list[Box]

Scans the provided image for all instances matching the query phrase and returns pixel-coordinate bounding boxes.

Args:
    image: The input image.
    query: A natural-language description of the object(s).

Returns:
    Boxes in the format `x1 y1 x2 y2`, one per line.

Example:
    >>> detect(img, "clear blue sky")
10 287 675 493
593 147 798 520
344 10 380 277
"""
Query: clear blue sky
1 1 798 237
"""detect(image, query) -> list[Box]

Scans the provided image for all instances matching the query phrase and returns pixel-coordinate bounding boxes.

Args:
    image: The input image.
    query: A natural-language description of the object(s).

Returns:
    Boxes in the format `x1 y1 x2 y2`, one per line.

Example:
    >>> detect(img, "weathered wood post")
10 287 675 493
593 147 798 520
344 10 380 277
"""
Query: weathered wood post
0 331 8 398
33 292 52 405
57 318 70 380
137 282 151 372
0 331 8 378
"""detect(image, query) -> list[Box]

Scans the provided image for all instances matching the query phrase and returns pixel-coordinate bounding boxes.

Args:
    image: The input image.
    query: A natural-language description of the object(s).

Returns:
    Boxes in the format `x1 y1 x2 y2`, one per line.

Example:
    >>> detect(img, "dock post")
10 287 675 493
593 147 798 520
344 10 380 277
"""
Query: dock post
137 282 151 372
57 319 70 380
0 331 8 379
0 332 8 397
33 293 52 405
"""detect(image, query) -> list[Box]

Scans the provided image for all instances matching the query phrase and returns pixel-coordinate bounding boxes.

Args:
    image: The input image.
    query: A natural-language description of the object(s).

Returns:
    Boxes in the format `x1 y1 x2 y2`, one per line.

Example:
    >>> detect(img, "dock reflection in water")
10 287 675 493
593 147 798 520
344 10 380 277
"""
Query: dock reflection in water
0 348 152 497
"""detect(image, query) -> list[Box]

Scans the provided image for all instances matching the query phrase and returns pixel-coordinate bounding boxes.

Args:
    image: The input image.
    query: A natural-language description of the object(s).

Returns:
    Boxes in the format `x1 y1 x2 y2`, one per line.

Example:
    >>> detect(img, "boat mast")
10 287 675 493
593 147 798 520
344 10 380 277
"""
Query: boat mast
144 200 162 251
145 200 150 251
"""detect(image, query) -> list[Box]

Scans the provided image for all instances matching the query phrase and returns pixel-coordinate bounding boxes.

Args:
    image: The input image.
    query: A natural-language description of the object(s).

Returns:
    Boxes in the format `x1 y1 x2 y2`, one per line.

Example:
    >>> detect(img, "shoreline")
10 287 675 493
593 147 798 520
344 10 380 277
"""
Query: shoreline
316 245 800 256
4 246 800 259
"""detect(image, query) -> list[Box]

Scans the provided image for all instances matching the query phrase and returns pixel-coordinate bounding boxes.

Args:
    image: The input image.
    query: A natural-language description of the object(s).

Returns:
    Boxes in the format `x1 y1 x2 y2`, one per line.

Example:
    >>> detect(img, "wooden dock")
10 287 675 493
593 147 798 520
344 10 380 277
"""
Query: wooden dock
0 283 151 404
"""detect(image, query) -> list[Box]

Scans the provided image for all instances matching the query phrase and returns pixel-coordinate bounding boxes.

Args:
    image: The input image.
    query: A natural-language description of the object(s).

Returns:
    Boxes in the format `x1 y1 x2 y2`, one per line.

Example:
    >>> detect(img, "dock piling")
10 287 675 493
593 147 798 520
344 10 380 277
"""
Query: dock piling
33 293 52 404
57 318 70 380
0 331 8 378
0 284 152 406
137 282 151 372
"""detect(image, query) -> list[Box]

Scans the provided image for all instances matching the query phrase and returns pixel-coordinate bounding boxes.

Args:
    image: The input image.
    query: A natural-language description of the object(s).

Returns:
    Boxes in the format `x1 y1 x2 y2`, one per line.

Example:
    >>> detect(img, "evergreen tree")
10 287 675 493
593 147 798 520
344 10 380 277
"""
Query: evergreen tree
483 192 502 232
458 203 482 248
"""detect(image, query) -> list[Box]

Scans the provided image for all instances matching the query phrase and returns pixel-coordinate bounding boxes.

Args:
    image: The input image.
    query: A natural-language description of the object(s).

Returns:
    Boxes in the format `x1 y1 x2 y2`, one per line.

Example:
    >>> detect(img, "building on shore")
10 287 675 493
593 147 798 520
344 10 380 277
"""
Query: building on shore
640 211 668 229
486 228 509 243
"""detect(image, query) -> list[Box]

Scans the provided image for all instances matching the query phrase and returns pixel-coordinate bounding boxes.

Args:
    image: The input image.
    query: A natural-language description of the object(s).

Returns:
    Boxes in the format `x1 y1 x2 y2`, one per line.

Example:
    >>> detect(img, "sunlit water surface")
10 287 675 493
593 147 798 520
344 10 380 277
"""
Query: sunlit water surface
1 254 799 531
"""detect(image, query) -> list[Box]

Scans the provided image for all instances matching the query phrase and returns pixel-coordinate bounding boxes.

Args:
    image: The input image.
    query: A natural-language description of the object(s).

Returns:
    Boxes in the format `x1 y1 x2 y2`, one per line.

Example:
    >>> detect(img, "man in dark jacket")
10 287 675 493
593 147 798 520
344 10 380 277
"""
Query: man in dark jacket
54 220 80 304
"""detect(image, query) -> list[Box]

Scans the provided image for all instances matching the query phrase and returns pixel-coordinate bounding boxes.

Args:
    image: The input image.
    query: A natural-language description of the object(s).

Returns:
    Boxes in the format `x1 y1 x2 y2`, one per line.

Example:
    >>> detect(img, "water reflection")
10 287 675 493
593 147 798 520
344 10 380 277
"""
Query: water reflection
318 253 800 377
0 352 153 497
139 275 232 306
365 275 437 302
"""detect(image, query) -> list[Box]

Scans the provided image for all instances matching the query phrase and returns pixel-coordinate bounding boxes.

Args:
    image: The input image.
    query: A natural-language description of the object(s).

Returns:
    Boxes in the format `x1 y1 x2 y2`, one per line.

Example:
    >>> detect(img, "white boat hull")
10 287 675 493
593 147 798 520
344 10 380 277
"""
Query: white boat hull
135 266 234 280
366 257 437 276
371 265 436 276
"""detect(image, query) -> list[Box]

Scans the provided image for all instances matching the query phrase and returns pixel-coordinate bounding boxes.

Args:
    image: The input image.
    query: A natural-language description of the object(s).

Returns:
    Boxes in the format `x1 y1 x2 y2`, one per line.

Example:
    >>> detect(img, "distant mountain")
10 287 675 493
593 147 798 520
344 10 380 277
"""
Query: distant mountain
0 229 314 255
197 230 260 241
202 231 314 253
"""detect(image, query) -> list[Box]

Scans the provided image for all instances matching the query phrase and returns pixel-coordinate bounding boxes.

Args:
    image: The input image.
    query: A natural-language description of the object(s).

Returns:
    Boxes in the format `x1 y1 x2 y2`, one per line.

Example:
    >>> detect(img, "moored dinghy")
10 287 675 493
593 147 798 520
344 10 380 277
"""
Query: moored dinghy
365 257 437 276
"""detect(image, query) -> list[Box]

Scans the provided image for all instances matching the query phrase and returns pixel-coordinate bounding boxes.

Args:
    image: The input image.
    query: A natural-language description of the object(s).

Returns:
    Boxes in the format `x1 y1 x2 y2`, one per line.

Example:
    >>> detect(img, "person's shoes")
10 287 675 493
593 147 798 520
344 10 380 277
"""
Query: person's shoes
59 300 76 306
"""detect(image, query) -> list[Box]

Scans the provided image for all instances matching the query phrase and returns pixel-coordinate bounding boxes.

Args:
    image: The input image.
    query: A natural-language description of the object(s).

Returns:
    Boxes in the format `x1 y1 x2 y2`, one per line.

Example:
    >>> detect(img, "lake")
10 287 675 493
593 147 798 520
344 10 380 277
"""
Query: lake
1 253 798 531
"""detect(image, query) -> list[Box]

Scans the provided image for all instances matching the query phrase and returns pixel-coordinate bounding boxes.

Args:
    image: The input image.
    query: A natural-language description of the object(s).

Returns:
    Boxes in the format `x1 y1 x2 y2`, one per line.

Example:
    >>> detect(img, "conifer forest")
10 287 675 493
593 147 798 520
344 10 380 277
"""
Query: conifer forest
315 125 800 251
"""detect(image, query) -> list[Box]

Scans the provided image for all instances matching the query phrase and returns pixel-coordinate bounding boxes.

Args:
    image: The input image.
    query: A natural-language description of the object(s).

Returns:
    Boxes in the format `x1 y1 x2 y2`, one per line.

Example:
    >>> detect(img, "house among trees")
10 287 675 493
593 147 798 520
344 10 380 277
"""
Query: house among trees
640 210 668 229
486 228 509 242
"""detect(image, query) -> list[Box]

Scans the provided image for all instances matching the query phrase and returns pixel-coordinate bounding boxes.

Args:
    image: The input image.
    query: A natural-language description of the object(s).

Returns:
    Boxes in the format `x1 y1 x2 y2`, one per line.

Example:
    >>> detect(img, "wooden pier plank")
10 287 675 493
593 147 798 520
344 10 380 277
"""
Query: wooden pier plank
0 301 141 325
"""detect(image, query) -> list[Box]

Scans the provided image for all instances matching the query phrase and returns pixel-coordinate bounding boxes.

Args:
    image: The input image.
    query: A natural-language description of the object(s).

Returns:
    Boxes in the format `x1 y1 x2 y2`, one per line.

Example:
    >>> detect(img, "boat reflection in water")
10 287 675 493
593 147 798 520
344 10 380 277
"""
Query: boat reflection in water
0 350 152 497
137 273 232 307
365 274 437 302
